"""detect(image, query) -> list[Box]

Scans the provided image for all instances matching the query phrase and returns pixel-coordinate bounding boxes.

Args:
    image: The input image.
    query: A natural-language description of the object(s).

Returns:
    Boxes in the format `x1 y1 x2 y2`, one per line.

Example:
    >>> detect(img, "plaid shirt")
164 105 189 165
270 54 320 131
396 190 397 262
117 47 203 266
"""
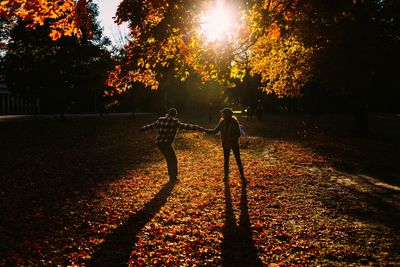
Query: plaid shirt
140 115 203 144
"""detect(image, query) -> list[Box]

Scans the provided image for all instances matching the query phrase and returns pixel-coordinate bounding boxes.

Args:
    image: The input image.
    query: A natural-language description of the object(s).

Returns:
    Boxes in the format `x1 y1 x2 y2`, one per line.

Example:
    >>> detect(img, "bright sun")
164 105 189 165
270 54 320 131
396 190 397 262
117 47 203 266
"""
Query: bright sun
200 1 238 43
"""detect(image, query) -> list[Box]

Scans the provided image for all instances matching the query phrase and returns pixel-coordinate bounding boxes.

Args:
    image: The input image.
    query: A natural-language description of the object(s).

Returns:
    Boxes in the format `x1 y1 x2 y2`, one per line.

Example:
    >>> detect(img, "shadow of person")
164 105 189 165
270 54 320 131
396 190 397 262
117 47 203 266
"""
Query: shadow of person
87 180 177 267
222 177 262 267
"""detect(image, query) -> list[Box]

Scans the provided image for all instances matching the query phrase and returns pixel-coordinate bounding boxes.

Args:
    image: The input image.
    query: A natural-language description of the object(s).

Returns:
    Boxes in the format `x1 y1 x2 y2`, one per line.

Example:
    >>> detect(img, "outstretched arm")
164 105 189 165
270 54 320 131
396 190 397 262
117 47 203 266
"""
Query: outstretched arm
178 121 205 131
139 120 158 132
205 121 222 135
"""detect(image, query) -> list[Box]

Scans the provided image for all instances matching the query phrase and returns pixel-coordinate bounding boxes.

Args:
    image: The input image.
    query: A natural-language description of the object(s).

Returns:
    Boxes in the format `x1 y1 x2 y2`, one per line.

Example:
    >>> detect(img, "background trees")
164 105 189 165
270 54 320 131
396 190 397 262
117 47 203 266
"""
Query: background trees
108 0 314 97
2 2 113 114
1 0 399 126
299 0 400 132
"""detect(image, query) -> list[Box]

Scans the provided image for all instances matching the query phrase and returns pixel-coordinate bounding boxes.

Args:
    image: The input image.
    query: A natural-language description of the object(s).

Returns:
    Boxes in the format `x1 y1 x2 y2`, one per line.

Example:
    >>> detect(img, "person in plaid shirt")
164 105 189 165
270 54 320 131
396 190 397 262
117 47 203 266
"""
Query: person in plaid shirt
139 108 205 181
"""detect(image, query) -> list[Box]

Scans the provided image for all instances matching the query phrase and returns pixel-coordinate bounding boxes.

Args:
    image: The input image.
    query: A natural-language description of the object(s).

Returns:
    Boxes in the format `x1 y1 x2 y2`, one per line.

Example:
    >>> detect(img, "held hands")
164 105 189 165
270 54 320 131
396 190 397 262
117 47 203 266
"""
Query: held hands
197 127 210 134
202 128 213 134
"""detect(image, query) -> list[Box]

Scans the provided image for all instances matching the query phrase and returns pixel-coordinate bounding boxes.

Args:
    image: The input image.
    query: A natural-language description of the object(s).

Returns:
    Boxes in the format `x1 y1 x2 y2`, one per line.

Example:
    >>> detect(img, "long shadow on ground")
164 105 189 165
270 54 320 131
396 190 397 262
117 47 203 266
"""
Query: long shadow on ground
0 117 159 260
88 180 177 266
222 177 261 267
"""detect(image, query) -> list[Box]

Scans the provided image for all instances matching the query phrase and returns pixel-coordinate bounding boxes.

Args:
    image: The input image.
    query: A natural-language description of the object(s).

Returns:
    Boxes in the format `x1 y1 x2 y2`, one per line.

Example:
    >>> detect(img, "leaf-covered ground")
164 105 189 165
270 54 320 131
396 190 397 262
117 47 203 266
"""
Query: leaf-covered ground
0 114 399 266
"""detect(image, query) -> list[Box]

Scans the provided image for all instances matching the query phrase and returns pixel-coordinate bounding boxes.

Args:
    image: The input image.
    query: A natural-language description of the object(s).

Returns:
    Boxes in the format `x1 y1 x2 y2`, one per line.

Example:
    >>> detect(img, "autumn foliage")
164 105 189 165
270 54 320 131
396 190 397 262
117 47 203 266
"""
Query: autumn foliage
106 0 314 97
0 0 91 40
0 0 323 98
1 116 399 265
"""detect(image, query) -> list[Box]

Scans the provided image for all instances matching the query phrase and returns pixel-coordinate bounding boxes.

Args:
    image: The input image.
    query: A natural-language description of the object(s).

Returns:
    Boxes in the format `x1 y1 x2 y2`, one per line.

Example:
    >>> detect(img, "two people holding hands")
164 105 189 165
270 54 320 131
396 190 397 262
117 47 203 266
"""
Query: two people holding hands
139 108 245 182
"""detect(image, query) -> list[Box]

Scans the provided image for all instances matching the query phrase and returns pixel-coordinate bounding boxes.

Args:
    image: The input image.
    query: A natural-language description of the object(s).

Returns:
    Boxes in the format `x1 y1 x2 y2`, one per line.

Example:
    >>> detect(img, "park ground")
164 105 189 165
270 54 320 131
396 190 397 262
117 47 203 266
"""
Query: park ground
0 113 399 266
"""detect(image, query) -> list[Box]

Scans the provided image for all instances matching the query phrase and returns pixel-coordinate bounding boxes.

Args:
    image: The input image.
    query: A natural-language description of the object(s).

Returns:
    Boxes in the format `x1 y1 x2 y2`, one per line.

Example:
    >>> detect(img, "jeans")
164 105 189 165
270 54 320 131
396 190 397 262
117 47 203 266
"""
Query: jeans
157 143 178 180
223 147 244 178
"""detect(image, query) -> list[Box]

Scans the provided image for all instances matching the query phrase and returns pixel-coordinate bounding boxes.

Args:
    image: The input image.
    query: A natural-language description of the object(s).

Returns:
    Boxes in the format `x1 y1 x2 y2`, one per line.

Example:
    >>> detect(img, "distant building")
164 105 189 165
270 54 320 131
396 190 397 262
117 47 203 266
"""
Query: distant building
0 82 40 115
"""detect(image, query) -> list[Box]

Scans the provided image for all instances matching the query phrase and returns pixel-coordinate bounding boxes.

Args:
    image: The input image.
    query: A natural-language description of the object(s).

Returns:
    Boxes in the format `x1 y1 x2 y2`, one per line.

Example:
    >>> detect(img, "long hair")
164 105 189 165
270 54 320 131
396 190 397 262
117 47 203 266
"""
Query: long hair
220 114 238 123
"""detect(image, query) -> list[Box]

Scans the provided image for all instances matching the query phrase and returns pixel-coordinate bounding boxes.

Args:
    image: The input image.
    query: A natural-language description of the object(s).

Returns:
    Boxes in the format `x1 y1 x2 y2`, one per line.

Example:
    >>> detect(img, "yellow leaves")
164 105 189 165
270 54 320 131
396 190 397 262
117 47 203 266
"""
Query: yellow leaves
210 70 218 79
103 0 314 99
249 34 314 98
32 15 45 26
180 70 190 81
146 37 155 44
137 58 145 68
230 65 246 81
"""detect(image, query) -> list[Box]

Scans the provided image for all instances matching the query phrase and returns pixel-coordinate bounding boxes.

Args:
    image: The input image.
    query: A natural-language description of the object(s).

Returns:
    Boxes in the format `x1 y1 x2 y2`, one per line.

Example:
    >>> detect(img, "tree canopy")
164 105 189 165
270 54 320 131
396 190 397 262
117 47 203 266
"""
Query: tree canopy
0 0 91 40
2 1 112 114
1 0 399 103
106 0 314 98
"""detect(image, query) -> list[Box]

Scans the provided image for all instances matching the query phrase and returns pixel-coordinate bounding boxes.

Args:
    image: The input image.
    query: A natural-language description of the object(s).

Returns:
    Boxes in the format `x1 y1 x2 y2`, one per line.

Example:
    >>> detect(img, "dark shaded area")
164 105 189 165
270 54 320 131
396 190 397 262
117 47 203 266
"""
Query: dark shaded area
0 116 159 258
222 177 261 267
243 113 400 186
88 180 177 266
320 173 400 231
2 3 113 115
242 113 400 233
241 113 400 232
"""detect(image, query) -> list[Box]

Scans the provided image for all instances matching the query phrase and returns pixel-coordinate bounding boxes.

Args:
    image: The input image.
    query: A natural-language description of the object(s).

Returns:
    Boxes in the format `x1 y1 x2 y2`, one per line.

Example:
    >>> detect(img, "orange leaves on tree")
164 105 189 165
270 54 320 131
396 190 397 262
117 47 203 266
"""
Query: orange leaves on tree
0 0 91 40
268 24 281 40
107 0 316 99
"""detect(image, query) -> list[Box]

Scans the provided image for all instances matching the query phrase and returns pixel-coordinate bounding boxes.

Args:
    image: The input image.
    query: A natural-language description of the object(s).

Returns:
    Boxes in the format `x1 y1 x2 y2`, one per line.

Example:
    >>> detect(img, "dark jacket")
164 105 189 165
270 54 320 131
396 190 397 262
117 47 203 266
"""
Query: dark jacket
207 118 240 149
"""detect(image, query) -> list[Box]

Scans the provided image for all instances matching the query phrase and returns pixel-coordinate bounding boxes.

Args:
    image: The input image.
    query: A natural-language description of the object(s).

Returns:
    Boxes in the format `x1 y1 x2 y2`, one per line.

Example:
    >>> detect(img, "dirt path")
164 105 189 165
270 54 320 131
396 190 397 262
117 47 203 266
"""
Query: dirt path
1 124 399 266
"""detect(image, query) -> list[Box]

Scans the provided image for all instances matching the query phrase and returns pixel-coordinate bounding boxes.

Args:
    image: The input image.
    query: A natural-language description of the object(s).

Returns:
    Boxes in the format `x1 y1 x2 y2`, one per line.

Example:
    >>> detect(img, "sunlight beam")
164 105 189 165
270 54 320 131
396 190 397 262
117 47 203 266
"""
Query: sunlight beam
199 0 239 43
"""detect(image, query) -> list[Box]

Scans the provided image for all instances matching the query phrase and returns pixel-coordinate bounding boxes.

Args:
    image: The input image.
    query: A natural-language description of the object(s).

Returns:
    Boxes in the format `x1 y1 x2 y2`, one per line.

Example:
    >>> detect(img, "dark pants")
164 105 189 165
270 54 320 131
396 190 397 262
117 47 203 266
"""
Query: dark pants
157 143 178 180
223 147 244 178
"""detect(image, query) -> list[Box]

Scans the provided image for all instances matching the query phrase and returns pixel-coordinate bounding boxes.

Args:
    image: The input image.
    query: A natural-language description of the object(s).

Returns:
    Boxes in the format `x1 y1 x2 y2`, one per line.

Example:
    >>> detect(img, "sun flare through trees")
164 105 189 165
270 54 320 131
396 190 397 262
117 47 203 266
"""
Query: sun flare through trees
105 0 315 98
1 0 316 98
199 0 241 43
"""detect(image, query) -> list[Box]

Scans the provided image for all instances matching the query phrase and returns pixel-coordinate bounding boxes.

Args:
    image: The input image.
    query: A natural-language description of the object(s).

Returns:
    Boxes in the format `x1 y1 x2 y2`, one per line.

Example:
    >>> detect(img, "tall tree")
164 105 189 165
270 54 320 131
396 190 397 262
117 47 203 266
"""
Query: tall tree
3 0 399 131
107 0 314 98
3 2 112 114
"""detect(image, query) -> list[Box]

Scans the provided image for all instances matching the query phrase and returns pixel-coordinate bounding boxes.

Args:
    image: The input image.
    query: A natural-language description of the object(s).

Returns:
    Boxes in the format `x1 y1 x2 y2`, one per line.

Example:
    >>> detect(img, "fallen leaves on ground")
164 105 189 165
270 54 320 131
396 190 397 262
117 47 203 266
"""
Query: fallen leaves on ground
0 116 399 266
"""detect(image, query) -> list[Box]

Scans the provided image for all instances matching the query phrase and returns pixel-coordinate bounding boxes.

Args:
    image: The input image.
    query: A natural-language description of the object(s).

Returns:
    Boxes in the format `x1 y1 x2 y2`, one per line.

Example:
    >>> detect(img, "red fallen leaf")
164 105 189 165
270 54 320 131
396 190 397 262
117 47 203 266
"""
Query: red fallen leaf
252 222 264 229
79 251 91 260
70 252 79 259
188 209 197 215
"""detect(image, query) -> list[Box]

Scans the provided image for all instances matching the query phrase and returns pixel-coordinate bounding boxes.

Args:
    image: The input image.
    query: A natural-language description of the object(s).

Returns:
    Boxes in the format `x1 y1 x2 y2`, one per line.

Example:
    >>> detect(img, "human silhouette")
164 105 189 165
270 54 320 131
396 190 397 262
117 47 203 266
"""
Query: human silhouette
139 108 205 181
205 108 244 179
